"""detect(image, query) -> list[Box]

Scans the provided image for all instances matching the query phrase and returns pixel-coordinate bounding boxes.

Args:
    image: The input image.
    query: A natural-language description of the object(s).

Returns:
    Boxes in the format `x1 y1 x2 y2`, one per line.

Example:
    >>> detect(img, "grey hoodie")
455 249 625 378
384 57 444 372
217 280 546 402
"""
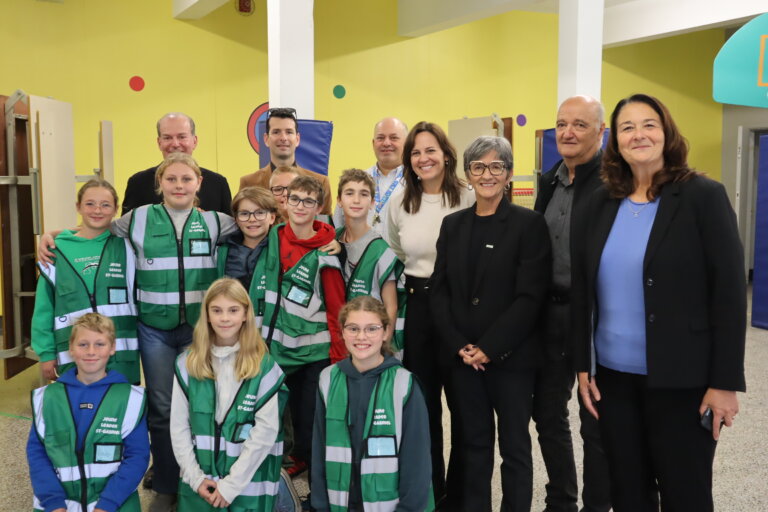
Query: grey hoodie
311 356 432 511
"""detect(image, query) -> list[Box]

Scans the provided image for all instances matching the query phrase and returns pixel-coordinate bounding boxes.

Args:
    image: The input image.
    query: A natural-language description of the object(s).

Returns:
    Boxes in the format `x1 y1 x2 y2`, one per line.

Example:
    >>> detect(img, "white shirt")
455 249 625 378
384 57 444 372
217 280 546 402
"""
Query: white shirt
170 343 280 503
387 186 475 278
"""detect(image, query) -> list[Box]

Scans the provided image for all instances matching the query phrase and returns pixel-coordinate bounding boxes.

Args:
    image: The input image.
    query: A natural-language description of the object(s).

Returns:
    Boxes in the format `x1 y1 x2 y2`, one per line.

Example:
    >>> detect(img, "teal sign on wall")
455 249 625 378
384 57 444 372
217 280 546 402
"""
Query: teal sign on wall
713 12 768 108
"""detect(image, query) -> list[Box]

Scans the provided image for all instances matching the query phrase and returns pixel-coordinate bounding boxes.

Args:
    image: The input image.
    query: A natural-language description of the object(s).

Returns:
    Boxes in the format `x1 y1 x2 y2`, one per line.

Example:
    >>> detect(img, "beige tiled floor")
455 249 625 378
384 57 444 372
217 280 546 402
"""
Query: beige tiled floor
4 310 767 511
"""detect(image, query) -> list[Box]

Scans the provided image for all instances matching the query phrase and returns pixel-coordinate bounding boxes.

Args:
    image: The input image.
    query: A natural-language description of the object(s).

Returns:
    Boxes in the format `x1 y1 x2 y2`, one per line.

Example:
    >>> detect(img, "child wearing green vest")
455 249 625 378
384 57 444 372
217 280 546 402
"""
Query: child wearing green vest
31 178 141 384
39 153 240 510
311 296 433 512
27 313 149 512
217 186 278 290
252 175 346 478
171 277 288 511
335 169 407 359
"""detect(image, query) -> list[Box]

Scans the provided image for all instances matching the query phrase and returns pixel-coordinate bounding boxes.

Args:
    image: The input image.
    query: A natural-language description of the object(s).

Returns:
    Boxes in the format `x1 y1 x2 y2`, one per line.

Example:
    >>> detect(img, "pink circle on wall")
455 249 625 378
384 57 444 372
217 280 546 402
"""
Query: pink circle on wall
129 76 145 92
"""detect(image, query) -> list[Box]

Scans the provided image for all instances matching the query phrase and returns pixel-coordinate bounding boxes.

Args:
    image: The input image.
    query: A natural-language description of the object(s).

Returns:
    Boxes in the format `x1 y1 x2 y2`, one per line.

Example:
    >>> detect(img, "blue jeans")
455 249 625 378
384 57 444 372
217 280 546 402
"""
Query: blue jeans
138 321 193 494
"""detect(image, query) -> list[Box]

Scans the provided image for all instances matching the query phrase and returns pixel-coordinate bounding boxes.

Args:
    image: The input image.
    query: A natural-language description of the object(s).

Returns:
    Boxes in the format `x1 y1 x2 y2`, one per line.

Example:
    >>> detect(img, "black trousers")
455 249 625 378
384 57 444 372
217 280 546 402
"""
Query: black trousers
448 363 535 511
286 358 329 464
596 365 715 512
403 276 460 507
533 300 611 512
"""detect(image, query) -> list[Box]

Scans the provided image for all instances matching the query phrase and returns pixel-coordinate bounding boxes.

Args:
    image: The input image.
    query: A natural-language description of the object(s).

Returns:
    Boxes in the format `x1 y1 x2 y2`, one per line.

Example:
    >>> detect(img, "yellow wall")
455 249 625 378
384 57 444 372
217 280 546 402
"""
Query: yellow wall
0 1 725 197
602 30 726 179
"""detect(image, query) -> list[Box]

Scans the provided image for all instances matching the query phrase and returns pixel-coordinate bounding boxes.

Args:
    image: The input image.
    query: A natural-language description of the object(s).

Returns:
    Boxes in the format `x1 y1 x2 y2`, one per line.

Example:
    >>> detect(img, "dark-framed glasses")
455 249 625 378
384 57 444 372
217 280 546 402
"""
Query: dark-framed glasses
343 324 384 337
236 209 270 221
468 161 506 176
287 195 319 208
270 185 289 197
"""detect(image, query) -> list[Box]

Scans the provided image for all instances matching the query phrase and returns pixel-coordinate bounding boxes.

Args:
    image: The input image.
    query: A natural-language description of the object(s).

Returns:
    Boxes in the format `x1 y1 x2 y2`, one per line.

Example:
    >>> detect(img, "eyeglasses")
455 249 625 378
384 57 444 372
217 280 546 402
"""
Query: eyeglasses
81 201 115 211
236 209 271 221
343 324 384 337
287 195 319 208
468 161 506 176
267 107 297 120
270 185 289 197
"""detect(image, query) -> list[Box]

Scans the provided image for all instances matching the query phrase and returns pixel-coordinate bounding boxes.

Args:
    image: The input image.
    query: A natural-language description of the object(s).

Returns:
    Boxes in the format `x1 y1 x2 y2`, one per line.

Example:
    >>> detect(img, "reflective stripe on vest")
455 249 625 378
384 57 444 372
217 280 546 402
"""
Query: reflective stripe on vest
174 351 287 509
129 205 220 329
318 364 412 512
339 233 407 360
257 225 342 371
37 236 140 383
31 382 145 512
33 496 98 512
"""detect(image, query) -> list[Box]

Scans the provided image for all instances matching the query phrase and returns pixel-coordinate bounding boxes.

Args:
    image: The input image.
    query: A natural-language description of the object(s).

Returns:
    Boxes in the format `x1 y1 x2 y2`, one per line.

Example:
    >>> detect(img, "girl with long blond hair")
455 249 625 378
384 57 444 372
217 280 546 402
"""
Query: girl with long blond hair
170 278 288 511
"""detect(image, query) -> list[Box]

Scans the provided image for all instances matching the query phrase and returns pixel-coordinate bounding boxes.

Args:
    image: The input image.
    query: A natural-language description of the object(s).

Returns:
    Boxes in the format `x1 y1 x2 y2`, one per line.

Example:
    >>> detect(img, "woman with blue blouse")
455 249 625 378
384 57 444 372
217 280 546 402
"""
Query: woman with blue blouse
572 94 746 511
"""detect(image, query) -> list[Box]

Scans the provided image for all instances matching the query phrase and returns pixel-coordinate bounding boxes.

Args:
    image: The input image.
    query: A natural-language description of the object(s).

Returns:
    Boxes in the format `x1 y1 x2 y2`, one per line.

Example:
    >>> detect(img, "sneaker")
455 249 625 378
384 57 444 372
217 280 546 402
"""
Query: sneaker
148 492 177 512
286 455 308 478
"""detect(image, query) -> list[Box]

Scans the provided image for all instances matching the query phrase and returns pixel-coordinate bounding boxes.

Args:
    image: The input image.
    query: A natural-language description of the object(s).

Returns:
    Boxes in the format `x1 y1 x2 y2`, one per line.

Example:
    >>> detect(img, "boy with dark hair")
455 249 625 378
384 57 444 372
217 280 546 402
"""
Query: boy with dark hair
253 174 346 475
336 168 407 358
27 313 149 512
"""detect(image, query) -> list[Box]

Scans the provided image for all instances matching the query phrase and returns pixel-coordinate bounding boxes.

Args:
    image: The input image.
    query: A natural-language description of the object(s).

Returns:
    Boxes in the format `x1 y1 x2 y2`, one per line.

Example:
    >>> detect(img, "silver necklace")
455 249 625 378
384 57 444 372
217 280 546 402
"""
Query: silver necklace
627 199 650 217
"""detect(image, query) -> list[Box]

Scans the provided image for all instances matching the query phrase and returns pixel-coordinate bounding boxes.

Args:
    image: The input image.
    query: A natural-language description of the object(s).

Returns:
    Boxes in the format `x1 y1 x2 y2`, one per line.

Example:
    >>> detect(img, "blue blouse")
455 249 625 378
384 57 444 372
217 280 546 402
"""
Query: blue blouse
594 197 660 375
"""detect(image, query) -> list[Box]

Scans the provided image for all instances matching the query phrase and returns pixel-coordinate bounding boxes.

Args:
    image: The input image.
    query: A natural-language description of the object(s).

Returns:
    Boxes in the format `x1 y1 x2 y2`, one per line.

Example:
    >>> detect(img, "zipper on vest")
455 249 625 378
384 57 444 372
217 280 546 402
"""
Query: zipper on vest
59 239 111 311
64 383 113 509
77 449 88 511
163 208 192 326
213 381 246 474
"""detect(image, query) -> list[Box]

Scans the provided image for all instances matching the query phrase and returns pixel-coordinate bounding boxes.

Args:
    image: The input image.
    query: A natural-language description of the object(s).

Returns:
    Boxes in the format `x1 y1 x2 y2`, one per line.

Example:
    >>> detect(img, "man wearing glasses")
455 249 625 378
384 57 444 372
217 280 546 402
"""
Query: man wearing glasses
122 112 232 215
240 107 333 215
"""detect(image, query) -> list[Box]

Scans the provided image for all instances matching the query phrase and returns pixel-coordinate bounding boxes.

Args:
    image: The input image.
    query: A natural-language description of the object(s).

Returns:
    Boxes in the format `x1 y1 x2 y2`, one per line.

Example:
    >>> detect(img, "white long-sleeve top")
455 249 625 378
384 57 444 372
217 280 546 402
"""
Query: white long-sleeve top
170 343 280 503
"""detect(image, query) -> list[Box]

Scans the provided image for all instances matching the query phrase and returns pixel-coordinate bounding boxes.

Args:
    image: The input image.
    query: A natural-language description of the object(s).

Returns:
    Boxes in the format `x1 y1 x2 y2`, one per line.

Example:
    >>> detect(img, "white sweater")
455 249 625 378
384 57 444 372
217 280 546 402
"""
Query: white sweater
387 187 475 278
170 343 280 503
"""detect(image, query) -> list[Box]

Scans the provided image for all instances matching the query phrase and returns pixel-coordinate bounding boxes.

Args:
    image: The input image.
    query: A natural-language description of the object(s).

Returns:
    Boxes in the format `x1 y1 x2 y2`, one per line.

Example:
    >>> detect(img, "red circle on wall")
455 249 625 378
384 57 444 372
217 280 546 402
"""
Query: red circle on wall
129 76 145 92
247 102 270 153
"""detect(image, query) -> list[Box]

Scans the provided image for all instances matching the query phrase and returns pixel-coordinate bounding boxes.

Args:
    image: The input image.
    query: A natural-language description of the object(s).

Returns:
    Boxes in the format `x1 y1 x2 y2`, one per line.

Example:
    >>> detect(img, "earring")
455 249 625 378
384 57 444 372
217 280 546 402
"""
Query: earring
505 182 512 191
467 183 474 191
417 175 422 181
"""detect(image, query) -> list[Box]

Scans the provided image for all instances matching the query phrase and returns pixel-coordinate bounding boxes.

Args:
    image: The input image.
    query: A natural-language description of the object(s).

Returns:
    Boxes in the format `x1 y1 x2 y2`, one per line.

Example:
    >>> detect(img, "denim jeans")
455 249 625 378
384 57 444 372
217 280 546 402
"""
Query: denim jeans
138 321 193 494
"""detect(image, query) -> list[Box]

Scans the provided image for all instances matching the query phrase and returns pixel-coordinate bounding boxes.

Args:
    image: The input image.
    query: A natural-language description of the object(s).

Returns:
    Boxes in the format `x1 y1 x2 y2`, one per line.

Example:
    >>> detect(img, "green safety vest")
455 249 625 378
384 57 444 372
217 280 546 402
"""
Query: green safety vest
174 350 288 511
31 381 146 512
336 228 407 359
37 235 141 384
253 224 342 373
128 204 220 330
318 364 434 512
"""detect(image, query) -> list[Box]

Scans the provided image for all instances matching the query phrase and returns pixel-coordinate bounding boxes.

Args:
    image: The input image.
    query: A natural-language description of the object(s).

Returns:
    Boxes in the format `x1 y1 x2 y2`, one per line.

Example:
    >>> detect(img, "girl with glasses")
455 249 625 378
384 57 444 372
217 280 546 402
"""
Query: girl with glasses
312 296 433 512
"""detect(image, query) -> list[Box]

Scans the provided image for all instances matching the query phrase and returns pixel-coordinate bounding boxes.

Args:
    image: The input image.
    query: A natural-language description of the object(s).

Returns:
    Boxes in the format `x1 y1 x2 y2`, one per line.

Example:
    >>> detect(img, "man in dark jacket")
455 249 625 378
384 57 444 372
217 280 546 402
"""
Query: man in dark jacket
122 112 232 215
532 95 611 512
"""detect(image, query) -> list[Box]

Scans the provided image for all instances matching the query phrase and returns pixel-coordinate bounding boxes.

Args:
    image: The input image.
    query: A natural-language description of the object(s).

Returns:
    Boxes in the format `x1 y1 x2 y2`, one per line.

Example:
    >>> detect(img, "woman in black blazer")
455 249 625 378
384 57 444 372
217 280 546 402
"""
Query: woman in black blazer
431 136 551 511
573 94 746 512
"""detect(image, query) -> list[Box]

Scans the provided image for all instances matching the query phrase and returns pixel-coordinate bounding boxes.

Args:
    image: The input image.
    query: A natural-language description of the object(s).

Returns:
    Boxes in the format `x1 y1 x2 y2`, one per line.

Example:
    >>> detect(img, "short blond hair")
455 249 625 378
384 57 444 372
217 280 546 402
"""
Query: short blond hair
69 313 116 347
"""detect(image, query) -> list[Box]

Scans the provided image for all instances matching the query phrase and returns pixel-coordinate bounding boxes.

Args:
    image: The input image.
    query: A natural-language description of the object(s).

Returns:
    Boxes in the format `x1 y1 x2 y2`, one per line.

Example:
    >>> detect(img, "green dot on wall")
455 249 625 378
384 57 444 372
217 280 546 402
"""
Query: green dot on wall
333 85 346 99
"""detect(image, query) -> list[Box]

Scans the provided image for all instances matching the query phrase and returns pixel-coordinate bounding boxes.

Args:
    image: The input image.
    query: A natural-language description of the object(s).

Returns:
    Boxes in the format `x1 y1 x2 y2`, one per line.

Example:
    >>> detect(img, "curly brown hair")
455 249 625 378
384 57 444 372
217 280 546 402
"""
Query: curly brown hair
401 121 464 214
602 94 698 200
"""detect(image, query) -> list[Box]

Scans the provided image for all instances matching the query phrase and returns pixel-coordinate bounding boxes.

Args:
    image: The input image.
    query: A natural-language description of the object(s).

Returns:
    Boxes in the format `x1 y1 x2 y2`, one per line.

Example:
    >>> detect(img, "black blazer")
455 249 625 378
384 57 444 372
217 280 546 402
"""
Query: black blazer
431 198 552 370
122 165 232 215
572 175 747 391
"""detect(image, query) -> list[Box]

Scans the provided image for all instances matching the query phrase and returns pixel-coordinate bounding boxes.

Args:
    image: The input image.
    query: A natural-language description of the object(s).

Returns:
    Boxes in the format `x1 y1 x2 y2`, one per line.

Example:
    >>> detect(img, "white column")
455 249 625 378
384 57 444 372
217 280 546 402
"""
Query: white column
557 0 604 105
267 0 315 119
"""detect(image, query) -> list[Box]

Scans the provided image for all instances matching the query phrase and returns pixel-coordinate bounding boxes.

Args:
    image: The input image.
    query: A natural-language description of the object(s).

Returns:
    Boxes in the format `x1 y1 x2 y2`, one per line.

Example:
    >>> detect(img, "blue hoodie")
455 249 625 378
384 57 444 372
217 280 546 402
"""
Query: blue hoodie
27 368 150 512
